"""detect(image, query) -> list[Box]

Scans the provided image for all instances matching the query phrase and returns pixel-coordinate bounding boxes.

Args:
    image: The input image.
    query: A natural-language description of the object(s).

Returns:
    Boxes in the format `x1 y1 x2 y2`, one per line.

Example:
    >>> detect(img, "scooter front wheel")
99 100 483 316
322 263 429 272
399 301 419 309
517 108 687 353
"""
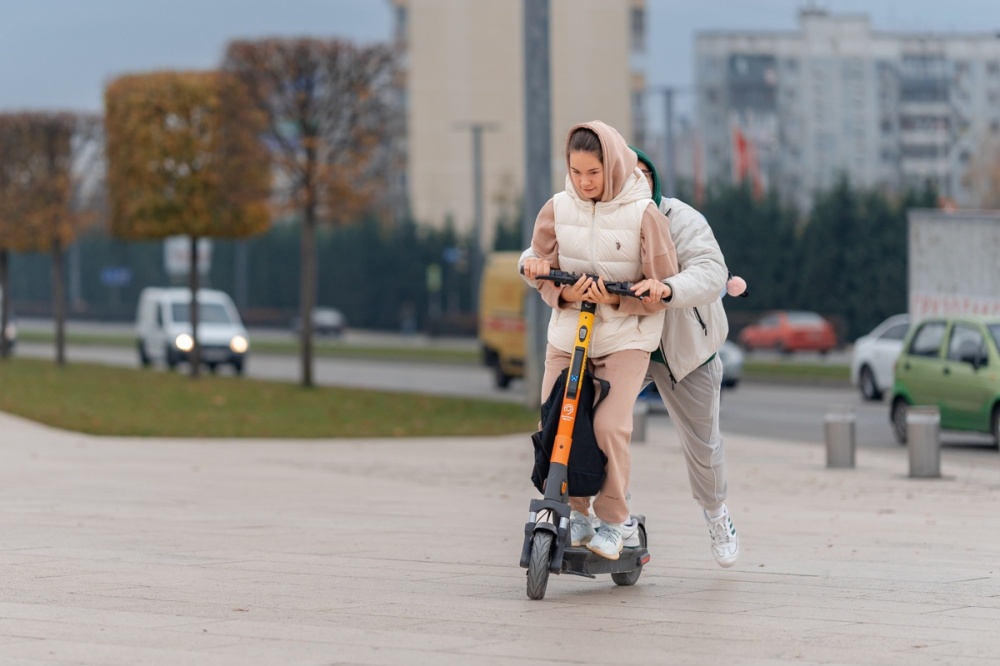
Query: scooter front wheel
526 531 554 600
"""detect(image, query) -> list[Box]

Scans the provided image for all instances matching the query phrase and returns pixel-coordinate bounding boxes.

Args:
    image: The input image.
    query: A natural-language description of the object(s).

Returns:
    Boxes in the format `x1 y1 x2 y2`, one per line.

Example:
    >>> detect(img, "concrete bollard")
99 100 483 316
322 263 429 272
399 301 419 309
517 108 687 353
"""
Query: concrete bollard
632 401 650 444
824 405 856 468
907 406 941 478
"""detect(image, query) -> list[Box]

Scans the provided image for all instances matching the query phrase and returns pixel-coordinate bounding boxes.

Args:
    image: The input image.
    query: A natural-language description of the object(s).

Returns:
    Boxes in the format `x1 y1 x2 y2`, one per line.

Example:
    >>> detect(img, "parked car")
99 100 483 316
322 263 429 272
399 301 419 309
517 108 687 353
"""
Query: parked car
291 307 347 336
135 287 250 374
738 310 837 354
717 340 744 388
850 314 910 401
889 315 1000 446
639 340 744 409
3 315 15 350
0 287 15 350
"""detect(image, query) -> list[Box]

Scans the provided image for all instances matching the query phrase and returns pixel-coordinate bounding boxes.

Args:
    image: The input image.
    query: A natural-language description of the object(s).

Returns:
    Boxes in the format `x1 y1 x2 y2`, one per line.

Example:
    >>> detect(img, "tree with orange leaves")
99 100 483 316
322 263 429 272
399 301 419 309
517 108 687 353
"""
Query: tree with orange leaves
0 112 100 363
104 70 271 377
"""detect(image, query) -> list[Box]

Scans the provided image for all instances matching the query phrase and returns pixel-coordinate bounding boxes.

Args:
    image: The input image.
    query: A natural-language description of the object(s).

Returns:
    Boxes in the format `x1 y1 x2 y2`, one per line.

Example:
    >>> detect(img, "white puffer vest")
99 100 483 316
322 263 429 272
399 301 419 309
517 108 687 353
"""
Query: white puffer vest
548 173 665 358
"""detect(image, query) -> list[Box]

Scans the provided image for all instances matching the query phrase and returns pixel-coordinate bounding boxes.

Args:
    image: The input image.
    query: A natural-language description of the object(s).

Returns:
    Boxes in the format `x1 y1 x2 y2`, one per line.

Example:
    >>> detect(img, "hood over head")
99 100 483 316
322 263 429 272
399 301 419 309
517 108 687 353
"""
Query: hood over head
565 120 638 203
630 145 662 206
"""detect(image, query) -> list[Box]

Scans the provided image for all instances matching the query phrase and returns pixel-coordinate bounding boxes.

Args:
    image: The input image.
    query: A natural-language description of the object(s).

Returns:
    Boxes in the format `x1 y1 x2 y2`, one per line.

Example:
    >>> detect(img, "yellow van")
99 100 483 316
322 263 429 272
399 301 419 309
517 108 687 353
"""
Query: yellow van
478 252 527 388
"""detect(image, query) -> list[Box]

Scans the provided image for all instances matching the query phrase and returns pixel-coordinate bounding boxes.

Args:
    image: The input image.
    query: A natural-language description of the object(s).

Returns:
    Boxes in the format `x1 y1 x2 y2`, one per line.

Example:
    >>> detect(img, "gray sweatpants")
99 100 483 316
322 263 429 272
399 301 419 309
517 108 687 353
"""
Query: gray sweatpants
646 355 727 513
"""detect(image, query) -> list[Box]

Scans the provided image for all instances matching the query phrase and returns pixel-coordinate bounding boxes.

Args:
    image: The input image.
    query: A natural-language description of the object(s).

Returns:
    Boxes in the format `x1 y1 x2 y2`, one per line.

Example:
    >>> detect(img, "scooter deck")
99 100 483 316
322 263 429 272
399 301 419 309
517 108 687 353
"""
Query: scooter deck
560 545 650 578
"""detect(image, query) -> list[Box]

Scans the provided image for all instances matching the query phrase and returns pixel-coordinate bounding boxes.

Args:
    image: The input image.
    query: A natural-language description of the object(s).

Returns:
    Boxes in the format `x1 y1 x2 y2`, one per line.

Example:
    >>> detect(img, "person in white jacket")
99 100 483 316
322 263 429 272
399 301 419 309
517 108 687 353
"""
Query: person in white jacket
517 146 741 568
632 145 740 567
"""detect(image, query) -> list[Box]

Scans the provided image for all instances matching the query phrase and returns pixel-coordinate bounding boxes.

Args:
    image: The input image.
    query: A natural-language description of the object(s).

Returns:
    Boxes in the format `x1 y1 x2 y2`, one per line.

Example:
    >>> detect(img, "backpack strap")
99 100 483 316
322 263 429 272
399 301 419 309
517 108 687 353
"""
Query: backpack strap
592 376 611 411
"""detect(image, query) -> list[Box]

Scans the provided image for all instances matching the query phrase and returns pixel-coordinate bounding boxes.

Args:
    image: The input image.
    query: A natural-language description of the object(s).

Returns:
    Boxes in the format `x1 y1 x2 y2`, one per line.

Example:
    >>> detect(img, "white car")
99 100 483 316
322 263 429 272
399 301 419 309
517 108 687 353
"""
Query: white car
850 314 910 401
135 287 250 374
0 287 15 350
639 340 744 410
717 340 744 388
291 307 347 336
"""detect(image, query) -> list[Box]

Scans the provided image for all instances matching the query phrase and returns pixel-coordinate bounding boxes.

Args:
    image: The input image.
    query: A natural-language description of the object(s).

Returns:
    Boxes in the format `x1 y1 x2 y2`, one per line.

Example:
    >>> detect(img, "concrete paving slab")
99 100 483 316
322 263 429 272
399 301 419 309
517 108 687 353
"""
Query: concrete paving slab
0 410 998 665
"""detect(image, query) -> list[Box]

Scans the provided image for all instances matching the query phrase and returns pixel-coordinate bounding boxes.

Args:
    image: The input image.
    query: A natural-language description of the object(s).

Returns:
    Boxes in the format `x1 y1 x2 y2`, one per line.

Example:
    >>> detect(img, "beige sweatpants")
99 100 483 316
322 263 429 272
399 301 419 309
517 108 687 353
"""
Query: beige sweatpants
541 344 650 525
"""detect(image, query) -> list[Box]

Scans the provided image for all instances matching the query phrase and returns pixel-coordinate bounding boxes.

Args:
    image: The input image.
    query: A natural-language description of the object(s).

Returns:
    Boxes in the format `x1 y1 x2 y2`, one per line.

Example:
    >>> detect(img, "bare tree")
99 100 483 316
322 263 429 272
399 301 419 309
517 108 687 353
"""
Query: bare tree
104 70 271 377
222 38 397 387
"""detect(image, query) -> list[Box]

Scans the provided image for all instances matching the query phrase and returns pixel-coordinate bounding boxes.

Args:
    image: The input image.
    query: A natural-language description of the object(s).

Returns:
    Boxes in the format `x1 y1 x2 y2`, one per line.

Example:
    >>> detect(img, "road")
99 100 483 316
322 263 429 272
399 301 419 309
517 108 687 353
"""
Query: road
13 323 997 453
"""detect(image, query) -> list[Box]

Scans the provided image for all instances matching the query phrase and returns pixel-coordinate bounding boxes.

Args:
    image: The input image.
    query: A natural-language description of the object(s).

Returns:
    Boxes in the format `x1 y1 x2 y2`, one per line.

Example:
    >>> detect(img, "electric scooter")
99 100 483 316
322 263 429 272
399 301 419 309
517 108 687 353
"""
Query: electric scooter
518 269 651 600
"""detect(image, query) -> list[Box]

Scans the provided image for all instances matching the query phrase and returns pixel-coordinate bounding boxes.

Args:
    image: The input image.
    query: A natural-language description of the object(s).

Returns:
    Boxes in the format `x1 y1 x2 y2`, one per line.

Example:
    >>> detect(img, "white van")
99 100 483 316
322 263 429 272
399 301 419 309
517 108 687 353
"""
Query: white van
135 287 250 374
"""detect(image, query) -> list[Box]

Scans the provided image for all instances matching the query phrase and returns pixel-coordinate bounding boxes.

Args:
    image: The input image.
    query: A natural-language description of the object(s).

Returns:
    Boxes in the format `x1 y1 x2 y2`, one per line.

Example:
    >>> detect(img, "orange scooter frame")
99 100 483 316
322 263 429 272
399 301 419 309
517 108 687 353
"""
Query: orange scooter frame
518 271 650 600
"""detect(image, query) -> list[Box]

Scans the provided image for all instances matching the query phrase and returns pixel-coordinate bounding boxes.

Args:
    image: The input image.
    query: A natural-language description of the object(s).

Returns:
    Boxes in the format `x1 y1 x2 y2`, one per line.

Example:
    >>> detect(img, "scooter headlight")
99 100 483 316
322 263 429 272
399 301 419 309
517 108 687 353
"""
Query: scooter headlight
229 335 249 354
174 333 194 352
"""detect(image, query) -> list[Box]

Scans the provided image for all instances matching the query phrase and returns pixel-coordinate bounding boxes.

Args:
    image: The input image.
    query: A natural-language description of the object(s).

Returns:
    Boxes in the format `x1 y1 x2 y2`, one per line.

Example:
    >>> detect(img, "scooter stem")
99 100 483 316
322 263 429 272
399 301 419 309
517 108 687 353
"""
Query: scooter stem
543 300 597 501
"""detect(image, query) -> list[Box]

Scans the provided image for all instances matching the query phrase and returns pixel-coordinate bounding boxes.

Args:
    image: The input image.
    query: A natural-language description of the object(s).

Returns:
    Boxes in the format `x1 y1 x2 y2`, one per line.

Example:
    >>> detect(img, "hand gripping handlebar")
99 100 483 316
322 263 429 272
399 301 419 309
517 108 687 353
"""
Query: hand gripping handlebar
522 268 647 299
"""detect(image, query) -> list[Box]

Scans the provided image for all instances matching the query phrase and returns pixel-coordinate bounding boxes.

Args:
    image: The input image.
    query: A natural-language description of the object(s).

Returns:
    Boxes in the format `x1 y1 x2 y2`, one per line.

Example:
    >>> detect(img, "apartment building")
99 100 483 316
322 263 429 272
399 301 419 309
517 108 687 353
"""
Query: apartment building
696 9 1000 211
390 0 646 246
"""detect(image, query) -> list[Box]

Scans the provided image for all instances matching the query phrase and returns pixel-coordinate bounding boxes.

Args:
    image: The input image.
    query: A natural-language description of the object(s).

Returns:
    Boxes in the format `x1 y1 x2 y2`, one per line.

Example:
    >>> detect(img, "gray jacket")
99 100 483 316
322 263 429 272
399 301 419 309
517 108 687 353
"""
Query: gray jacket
656 197 729 384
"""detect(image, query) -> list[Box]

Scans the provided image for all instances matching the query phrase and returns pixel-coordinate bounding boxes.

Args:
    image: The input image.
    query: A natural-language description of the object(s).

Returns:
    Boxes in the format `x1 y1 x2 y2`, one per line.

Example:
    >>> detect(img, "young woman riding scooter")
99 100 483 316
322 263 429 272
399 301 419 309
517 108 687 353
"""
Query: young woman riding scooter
522 120 678 561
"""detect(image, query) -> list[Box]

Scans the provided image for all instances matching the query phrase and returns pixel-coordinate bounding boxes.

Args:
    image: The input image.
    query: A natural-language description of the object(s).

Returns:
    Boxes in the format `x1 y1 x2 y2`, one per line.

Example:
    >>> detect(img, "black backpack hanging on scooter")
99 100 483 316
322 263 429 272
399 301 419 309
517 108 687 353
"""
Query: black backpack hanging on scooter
530 368 610 497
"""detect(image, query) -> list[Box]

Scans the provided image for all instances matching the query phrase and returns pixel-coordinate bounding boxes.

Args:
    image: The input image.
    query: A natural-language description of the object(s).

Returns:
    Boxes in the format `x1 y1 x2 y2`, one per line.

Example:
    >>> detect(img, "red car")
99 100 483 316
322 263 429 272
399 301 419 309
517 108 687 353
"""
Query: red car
738 310 837 354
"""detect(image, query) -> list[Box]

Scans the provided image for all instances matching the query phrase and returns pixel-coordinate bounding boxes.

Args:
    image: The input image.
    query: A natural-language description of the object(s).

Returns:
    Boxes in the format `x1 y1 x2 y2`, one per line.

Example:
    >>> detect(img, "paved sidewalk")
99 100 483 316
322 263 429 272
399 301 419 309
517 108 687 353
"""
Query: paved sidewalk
0 411 997 665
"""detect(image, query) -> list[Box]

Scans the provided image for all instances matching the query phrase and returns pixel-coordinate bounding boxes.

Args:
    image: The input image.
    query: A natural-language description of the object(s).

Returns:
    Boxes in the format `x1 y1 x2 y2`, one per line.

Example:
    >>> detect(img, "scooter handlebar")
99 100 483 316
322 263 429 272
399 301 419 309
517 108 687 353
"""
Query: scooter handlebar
520 266 645 298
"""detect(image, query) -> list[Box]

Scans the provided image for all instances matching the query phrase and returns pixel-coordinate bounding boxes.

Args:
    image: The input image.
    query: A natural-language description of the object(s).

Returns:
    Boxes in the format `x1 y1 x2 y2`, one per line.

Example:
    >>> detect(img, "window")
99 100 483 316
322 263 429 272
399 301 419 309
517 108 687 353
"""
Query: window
908 321 946 357
171 302 233 324
786 312 825 324
880 323 910 341
988 324 1000 351
947 324 986 364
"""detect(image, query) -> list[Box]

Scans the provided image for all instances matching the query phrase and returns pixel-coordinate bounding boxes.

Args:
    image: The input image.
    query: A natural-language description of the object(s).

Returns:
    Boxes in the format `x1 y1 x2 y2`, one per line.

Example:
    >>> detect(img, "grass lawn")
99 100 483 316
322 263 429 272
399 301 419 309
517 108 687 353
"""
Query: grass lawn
742 359 849 382
0 358 538 438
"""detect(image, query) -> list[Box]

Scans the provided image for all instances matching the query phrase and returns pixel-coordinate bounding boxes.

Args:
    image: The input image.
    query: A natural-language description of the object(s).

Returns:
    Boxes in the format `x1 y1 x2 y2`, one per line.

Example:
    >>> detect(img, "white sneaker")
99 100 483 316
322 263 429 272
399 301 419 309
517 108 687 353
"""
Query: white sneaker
570 510 595 547
705 505 739 568
621 517 641 548
587 522 624 560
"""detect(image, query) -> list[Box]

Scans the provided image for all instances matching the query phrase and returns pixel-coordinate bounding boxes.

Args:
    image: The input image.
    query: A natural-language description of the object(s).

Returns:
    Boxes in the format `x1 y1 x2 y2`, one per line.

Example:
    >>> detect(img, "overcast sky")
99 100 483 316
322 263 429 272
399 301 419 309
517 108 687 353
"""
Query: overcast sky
2 0 1000 119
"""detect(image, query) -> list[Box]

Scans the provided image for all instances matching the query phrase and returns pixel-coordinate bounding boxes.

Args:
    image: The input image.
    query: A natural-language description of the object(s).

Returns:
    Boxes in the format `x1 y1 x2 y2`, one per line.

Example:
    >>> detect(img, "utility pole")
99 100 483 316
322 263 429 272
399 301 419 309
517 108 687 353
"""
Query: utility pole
650 86 677 197
662 87 676 197
522 0 551 407
454 121 499 313
648 85 696 198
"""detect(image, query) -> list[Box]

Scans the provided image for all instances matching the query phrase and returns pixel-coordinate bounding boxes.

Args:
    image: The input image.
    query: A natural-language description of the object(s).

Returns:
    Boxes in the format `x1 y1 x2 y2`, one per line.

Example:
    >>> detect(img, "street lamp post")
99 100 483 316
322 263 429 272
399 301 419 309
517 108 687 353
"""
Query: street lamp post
454 121 499 313
522 0 551 407
648 85 692 198
661 87 676 197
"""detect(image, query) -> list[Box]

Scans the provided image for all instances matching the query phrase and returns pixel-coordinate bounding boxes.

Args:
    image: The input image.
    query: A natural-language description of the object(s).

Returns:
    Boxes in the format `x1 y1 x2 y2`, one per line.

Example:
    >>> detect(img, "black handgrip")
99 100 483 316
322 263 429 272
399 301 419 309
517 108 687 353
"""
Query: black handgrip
521 266 645 299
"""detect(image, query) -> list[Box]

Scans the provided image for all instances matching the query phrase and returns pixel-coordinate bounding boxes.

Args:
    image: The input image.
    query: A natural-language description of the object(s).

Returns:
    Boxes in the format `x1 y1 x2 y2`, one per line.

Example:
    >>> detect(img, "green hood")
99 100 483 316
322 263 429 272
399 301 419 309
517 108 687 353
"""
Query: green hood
629 145 662 206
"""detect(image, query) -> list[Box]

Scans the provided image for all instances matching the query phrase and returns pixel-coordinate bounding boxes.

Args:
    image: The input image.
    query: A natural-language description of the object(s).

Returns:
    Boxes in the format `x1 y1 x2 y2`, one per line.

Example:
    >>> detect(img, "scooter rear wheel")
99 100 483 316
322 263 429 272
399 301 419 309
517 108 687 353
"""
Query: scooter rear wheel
526 531 553 600
611 523 647 586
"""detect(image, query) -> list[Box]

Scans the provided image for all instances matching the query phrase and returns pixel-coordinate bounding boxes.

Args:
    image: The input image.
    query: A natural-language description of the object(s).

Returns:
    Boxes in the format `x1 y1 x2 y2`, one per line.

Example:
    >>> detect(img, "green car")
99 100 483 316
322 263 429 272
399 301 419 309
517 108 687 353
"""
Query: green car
890 315 1000 446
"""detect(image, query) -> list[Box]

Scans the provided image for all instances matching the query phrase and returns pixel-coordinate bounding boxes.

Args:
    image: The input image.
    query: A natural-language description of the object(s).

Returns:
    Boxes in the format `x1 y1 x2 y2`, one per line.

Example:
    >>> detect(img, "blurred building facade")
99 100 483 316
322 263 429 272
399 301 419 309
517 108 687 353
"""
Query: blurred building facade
390 0 647 246
697 9 1000 211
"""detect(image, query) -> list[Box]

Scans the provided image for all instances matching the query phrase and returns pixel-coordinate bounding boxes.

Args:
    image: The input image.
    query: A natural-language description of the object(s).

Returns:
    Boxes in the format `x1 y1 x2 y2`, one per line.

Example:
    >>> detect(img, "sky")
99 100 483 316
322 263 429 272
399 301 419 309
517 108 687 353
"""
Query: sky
3 0 1000 122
